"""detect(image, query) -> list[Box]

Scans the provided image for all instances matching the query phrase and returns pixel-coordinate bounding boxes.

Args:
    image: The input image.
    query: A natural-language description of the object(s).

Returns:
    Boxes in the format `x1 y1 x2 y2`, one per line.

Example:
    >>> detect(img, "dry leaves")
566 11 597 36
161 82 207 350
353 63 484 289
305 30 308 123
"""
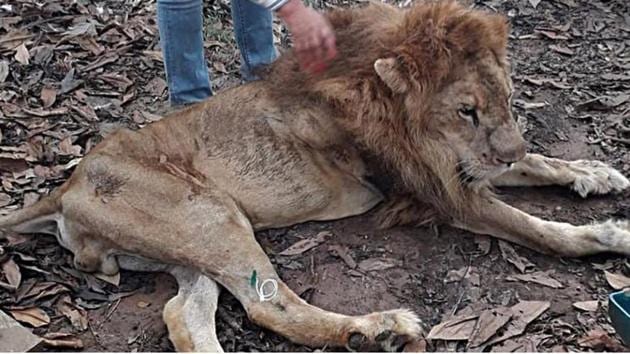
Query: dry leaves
484 301 550 347
445 266 480 286
498 241 535 273
40 86 57 108
328 244 357 269
506 271 563 289
278 231 332 256
427 301 550 349
577 329 627 351
10 307 50 327
1 258 21 290
427 314 478 341
549 44 574 56
0 310 41 352
468 309 512 348
14 43 29 65
42 332 84 349
358 257 402 272
604 271 630 290
57 295 88 331
94 272 120 286
572 300 598 312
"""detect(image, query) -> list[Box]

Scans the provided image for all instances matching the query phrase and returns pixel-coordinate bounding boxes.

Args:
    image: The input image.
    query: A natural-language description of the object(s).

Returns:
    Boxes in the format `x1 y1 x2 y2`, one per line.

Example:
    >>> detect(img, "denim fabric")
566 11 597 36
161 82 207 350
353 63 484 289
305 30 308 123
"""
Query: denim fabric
157 0 277 106
231 0 277 82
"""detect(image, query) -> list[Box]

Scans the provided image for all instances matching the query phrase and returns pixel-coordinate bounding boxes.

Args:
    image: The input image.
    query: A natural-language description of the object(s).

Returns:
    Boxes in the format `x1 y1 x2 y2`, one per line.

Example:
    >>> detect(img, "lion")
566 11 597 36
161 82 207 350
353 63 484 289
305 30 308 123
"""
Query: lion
1 1 629 352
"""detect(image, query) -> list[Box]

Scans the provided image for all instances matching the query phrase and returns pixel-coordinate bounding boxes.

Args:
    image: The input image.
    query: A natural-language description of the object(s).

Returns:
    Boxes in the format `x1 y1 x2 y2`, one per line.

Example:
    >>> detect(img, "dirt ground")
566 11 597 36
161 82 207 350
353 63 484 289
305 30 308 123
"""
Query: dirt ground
1 0 629 352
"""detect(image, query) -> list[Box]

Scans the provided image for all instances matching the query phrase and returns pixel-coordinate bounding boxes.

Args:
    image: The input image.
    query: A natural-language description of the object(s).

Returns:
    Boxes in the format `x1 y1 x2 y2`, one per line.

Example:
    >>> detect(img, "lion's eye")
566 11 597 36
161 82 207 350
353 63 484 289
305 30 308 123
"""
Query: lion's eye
458 106 479 127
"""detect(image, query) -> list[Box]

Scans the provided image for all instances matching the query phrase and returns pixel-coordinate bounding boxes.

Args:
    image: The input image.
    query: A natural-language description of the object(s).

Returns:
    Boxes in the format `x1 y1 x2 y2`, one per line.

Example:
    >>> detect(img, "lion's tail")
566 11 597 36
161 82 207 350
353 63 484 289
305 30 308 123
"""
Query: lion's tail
0 189 62 238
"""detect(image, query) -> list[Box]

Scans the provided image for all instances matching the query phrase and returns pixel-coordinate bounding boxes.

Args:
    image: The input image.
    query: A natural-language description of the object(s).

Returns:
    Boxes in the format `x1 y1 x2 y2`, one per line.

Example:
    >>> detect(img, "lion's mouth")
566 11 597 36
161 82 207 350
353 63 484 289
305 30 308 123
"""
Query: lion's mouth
456 164 477 185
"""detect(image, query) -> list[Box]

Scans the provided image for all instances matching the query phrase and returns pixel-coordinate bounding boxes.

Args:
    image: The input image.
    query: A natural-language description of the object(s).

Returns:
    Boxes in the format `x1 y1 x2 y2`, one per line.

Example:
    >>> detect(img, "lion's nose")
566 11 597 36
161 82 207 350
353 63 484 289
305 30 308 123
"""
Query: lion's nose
492 141 526 167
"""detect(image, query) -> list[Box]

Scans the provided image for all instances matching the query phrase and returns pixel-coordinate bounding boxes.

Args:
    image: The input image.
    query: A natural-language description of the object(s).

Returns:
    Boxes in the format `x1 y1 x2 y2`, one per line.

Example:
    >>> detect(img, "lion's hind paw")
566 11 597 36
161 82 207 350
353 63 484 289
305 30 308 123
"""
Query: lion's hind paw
346 309 424 352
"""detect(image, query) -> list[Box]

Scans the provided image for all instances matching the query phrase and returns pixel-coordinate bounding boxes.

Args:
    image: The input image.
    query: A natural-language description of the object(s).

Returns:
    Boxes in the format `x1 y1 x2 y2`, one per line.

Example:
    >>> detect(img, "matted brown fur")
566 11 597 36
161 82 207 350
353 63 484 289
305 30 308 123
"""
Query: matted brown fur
267 1 510 220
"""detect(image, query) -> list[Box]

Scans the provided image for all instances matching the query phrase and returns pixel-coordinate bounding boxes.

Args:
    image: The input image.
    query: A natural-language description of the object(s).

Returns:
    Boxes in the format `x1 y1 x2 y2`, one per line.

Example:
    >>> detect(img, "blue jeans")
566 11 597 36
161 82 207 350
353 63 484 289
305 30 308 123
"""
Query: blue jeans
157 0 277 106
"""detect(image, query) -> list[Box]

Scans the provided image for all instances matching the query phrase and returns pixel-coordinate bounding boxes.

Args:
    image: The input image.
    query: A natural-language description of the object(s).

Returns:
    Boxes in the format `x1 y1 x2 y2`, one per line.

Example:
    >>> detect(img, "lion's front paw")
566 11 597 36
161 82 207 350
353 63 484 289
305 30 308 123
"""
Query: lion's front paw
570 160 630 197
346 309 423 352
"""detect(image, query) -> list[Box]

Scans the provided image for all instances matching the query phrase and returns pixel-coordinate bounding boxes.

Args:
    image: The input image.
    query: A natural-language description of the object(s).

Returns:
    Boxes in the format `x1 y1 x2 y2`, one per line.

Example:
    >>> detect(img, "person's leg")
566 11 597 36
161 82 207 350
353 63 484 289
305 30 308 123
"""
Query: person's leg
231 0 277 81
157 0 213 106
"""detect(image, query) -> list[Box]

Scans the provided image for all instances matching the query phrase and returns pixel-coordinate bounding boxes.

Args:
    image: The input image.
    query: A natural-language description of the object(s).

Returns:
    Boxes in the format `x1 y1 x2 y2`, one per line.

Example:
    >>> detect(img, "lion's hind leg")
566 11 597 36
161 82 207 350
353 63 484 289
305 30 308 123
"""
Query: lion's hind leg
163 268 223 352
117 256 223 352
63 154 422 351
491 153 629 197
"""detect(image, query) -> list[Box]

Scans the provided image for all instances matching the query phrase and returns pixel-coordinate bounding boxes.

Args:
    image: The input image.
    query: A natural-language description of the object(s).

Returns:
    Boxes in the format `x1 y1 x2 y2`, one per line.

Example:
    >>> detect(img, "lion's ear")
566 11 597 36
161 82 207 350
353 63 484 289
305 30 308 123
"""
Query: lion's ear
374 58 408 94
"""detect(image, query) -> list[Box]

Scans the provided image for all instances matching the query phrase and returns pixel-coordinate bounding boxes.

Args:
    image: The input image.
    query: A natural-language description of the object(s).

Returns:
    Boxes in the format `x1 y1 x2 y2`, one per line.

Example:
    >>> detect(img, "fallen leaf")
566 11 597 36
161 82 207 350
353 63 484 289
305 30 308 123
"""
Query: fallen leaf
549 44 574 56
600 73 630 81
57 296 88 331
0 310 41 352
141 110 162 123
578 329 626 351
468 308 512 348
445 266 480 286
485 301 550 346
213 62 228 74
358 257 402 272
137 301 150 308
498 241 535 273
523 77 571 89
94 272 120 286
577 95 630 111
71 104 99 121
1 258 21 289
145 77 167 96
60 68 82 94
0 60 8 83
58 137 82 157
536 30 569 40
42 332 84 349
329 245 357 269
19 282 70 303
513 99 548 110
491 334 550 352
573 300 598 312
278 231 332 256
604 271 630 290
14 43 29 65
427 314 478 340
506 271 563 288
40 86 57 108
63 22 97 37
22 107 69 117
9 307 50 327
0 192 11 207
528 0 541 8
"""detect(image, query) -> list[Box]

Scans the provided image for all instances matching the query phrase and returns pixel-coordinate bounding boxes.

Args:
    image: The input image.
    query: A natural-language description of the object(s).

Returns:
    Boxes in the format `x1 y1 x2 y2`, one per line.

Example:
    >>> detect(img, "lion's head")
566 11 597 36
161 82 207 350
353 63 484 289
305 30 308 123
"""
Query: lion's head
268 1 527 214
371 4 526 188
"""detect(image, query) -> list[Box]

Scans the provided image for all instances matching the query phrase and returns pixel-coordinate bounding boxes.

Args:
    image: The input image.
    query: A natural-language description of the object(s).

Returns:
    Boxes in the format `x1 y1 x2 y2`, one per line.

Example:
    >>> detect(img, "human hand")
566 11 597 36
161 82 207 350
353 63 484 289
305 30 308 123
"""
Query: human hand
277 0 337 74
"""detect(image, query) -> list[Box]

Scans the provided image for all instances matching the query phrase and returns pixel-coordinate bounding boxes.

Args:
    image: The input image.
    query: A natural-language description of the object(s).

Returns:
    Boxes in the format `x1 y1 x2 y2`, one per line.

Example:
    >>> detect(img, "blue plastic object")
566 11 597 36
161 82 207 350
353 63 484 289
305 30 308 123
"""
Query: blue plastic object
609 290 630 345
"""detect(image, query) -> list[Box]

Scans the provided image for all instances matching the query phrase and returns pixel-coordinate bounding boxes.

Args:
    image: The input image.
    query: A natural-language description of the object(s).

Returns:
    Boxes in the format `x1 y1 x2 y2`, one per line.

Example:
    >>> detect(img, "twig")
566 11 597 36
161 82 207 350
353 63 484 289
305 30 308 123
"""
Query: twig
97 298 121 329
450 248 473 316
604 135 630 146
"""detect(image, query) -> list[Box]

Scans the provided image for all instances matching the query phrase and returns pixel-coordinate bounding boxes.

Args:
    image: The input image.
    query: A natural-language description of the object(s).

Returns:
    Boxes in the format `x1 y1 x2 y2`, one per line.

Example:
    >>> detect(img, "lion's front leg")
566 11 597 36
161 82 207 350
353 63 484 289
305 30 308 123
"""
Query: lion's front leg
491 153 629 197
452 197 630 257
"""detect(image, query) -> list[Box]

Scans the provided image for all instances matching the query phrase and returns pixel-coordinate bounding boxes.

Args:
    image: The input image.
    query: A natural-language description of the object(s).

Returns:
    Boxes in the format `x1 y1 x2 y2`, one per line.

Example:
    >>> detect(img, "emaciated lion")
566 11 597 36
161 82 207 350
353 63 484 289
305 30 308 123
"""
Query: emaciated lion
1 1 629 352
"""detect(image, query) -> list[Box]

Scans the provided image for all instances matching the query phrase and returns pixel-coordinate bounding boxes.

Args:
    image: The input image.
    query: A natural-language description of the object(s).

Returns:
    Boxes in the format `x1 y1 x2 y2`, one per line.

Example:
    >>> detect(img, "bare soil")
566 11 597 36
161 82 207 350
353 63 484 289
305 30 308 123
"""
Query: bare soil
1 0 629 351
